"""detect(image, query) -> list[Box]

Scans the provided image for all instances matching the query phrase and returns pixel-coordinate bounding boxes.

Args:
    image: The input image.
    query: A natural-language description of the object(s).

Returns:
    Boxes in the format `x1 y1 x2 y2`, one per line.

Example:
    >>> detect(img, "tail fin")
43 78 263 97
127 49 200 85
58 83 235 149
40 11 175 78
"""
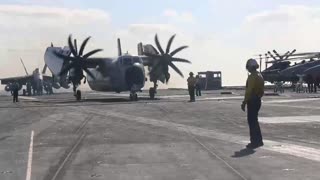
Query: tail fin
137 42 143 56
117 38 122 56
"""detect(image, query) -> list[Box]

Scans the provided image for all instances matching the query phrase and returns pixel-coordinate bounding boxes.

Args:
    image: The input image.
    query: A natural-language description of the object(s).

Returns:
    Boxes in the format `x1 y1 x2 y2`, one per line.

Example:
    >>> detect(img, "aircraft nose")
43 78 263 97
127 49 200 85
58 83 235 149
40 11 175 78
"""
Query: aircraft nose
125 65 145 88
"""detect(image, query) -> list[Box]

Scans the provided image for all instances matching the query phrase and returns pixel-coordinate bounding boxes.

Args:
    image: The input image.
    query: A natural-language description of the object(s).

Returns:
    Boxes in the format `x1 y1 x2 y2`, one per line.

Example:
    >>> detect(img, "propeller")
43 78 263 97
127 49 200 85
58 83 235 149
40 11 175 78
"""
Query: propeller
267 51 277 61
273 50 282 60
144 34 191 83
54 35 103 83
284 49 296 59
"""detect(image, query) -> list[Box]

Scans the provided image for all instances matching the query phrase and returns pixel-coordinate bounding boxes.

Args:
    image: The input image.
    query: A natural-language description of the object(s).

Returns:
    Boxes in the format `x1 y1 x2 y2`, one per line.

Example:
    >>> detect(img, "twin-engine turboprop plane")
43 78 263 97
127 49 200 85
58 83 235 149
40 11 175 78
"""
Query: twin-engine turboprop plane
44 34 191 100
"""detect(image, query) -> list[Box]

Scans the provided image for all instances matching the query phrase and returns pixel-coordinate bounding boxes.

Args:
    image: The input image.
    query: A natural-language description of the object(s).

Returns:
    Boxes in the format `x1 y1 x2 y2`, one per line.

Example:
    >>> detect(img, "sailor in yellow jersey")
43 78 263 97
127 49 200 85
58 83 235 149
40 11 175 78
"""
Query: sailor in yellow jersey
241 59 264 149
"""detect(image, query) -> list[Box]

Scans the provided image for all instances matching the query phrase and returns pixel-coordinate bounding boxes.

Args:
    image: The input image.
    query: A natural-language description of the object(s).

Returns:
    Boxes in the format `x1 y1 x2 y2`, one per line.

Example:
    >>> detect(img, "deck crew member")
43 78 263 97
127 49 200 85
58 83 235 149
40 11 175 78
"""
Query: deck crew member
241 59 264 149
195 75 202 96
187 72 196 102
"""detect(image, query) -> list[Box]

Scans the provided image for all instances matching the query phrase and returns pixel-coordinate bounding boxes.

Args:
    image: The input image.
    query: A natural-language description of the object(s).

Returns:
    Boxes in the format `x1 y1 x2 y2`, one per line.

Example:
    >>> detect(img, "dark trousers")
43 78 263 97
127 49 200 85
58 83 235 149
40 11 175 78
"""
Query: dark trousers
188 86 195 101
247 97 263 144
308 84 314 93
13 92 18 103
195 85 201 96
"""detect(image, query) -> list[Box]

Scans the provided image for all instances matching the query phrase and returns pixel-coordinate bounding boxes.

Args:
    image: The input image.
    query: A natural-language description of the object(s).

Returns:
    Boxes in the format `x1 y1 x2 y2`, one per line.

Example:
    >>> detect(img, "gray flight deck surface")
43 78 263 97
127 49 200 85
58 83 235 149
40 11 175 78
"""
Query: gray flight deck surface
1 89 320 180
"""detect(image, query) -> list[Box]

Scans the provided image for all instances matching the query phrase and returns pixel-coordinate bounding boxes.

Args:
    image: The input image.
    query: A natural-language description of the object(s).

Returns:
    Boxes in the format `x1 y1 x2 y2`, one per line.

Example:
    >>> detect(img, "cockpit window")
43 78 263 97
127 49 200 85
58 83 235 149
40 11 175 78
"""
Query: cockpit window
119 57 141 65
122 57 132 65
133 57 141 63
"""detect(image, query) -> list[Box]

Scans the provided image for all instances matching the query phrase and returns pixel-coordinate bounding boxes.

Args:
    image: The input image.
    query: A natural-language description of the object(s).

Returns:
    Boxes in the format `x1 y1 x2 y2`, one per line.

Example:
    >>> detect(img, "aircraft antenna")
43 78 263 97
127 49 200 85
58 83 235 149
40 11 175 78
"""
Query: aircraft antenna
117 38 122 56
20 58 29 75
259 54 262 72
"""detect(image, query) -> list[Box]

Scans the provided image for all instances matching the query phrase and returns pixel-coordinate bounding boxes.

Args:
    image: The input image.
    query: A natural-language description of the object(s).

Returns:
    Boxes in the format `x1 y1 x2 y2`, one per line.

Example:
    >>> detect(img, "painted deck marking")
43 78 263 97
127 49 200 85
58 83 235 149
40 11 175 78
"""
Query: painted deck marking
25 130 34 180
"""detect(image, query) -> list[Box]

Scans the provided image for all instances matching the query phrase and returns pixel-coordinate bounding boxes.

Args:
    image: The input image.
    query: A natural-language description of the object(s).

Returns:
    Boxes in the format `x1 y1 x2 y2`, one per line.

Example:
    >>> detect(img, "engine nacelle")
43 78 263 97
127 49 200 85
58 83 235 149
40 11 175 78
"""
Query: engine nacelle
4 83 22 92
4 84 12 92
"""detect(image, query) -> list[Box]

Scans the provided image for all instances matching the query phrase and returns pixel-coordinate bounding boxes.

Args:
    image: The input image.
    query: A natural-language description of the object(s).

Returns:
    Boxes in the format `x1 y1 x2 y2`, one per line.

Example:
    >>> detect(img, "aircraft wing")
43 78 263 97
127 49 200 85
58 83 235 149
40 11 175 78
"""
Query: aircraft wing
43 75 53 82
0 75 33 85
85 58 107 68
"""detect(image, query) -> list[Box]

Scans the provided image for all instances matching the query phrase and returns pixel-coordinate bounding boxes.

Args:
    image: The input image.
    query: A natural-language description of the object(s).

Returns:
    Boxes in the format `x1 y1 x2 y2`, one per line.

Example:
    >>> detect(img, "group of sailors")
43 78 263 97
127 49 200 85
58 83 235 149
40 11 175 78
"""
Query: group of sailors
187 72 202 102
274 81 319 94
11 80 54 103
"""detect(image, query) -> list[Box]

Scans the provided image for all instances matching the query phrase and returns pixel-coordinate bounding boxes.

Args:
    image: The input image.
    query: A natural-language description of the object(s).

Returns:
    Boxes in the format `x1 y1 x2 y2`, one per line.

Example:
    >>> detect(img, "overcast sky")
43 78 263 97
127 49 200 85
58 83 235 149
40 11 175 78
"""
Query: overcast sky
1 0 320 89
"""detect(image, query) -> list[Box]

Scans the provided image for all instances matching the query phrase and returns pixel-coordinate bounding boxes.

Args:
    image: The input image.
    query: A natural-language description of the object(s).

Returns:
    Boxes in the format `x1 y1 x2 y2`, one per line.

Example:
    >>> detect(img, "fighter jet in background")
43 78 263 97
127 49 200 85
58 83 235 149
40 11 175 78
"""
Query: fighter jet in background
255 50 320 92
44 34 191 101
0 58 54 95
256 50 320 83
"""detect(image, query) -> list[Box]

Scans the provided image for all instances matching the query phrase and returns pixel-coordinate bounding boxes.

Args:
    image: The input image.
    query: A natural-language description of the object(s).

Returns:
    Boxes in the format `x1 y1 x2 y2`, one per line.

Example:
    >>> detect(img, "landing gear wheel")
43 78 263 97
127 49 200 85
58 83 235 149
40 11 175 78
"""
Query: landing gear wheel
130 93 138 101
76 90 81 101
149 87 155 99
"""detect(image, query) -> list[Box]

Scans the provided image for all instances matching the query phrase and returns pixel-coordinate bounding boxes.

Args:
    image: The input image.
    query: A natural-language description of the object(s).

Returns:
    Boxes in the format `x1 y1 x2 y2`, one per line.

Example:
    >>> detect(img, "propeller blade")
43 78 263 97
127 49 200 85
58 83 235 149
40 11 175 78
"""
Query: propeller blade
166 34 176 54
150 45 159 55
53 51 76 62
284 49 297 59
155 34 165 55
68 35 78 57
172 57 191 63
83 49 103 59
267 51 277 61
74 39 78 55
169 62 184 77
282 51 290 58
79 36 91 56
273 50 282 59
59 62 75 76
83 68 96 80
170 46 188 56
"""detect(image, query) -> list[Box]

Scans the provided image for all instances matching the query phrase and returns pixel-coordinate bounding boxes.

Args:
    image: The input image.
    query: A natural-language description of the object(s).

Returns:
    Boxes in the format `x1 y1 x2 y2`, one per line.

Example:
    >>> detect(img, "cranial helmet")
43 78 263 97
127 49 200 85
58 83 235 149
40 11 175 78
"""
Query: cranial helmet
189 72 194 76
246 59 259 69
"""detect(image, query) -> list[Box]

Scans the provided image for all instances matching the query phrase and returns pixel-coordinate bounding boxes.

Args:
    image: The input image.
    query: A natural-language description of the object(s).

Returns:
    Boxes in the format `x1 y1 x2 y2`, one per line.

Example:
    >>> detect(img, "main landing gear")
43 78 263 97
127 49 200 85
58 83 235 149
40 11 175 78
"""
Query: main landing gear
149 87 155 99
75 90 82 101
149 81 158 100
72 86 81 101
130 92 138 101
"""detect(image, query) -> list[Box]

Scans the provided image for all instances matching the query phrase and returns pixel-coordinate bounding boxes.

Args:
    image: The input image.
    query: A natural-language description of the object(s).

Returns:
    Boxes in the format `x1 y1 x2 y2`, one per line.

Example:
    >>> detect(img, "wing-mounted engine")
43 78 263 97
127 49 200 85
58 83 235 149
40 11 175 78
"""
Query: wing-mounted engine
53 35 103 100
142 34 191 84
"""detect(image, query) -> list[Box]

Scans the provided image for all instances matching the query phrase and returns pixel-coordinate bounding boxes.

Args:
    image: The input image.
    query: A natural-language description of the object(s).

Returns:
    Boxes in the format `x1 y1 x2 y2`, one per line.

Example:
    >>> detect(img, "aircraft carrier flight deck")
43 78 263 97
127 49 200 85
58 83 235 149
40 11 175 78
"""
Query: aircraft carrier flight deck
0 89 320 180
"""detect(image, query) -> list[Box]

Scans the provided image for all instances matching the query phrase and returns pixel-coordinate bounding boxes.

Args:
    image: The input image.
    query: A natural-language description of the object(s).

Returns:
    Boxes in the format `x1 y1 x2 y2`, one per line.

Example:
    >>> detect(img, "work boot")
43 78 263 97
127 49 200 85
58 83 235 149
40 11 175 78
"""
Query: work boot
246 142 264 149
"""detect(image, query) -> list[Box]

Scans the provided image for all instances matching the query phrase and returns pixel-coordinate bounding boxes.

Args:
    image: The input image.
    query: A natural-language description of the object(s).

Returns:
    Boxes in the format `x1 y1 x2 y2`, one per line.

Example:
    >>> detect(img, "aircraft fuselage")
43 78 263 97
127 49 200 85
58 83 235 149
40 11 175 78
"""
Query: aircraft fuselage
86 55 146 93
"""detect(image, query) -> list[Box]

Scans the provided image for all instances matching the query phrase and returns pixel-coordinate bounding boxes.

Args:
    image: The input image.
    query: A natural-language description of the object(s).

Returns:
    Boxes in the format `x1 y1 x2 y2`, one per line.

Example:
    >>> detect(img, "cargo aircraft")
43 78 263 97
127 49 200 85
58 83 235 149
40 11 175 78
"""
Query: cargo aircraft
44 34 191 100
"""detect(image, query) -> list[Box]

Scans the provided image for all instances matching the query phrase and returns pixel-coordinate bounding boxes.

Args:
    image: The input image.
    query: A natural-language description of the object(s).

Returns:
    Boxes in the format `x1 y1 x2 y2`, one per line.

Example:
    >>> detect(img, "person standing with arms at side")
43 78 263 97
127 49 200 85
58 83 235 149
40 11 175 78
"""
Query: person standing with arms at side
12 81 19 103
241 59 264 149
195 75 202 96
187 72 196 102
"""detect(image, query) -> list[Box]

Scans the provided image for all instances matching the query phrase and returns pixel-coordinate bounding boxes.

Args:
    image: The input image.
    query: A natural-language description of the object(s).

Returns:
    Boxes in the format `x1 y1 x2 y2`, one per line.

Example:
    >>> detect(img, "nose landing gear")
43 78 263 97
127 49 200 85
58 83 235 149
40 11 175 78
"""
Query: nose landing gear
130 92 138 101
75 90 82 101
